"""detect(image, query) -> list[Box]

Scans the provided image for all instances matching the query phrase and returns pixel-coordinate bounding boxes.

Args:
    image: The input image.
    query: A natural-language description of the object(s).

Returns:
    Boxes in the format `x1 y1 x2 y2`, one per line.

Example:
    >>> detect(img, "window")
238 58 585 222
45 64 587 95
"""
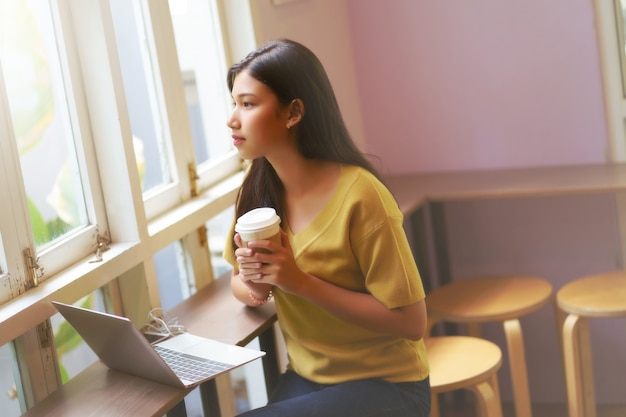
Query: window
0 0 254 413
170 0 234 171
595 0 626 161
111 0 175 197
597 0 626 273
110 0 240 221
3 0 89 249
1 0 104 286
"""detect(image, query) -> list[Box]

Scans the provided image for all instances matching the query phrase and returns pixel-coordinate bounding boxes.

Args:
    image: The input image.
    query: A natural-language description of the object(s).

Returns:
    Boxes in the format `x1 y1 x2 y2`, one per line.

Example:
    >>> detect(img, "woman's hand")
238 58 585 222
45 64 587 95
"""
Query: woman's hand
236 230 309 295
230 233 274 306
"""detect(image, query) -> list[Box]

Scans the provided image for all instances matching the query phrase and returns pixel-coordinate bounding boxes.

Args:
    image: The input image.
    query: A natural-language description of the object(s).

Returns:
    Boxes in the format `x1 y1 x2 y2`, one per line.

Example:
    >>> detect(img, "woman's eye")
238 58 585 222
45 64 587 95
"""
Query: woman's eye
243 102 253 108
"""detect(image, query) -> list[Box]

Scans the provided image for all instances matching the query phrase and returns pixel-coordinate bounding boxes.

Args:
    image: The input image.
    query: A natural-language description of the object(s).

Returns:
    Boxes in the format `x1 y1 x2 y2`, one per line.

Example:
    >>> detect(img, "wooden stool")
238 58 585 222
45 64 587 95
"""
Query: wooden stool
556 271 626 417
427 336 503 417
426 275 553 417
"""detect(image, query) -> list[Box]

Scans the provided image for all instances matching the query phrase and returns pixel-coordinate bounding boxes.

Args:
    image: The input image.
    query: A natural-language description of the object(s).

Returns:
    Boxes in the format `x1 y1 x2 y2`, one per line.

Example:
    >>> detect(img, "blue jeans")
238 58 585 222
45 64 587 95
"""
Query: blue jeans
237 371 430 417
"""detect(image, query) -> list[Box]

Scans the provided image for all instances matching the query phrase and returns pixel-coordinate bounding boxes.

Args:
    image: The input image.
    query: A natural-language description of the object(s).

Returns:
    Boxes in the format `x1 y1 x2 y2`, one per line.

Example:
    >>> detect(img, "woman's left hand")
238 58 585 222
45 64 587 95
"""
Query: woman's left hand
237 230 309 295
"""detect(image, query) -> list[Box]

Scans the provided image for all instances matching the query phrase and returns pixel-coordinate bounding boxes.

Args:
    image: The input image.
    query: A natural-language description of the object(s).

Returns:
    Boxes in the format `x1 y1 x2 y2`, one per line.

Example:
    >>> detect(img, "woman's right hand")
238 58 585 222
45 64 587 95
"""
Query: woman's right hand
231 233 274 306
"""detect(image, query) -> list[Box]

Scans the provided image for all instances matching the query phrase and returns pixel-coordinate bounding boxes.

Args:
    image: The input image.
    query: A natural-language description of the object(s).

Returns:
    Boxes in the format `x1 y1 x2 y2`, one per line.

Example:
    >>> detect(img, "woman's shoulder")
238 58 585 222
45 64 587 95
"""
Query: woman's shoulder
340 165 399 213
341 165 387 193
341 164 379 185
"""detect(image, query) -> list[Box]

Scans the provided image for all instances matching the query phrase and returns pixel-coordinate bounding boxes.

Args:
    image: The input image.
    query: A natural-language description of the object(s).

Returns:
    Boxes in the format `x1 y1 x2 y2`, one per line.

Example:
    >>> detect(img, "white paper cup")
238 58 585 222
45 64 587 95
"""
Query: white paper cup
235 207 281 253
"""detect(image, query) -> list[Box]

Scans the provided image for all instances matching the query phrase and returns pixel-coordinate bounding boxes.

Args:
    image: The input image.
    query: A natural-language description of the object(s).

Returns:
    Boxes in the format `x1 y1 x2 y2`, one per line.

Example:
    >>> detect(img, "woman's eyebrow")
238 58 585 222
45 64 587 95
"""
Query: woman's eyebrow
233 92 257 99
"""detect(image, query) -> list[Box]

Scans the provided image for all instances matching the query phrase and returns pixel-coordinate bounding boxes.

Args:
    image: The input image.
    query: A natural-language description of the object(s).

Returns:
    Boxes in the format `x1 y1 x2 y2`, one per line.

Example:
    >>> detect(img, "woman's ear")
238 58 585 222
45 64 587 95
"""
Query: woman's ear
287 98 304 129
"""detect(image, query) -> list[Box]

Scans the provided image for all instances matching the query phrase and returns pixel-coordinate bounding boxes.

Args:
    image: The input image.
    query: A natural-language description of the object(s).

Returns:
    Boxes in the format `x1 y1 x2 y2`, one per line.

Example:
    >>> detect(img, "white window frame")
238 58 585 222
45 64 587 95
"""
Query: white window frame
594 0 626 162
136 0 243 221
0 64 31 304
34 0 111 280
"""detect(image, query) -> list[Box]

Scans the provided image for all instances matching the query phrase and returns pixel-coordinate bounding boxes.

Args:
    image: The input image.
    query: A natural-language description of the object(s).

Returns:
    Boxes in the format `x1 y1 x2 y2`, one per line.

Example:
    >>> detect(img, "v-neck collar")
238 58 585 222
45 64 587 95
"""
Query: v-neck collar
285 164 356 256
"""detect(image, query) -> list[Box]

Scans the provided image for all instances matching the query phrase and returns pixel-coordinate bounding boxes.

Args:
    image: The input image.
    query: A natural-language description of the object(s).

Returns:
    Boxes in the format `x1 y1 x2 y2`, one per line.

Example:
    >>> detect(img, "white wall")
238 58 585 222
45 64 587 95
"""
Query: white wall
246 0 625 405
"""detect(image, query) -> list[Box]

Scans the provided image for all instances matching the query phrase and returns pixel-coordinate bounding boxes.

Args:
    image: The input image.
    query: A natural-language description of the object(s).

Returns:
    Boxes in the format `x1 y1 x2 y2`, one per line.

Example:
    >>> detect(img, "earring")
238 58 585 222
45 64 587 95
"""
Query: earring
287 123 292 129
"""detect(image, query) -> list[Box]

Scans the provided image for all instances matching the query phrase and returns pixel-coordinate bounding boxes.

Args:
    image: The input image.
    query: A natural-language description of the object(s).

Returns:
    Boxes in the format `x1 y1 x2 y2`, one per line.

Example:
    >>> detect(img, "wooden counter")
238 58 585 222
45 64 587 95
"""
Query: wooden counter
21 361 189 417
385 163 626 290
23 276 278 417
385 163 626 215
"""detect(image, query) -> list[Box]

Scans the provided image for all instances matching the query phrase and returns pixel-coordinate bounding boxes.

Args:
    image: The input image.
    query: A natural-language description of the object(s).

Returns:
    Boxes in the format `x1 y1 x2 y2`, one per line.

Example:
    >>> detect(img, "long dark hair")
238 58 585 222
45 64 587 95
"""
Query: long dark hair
228 39 380 222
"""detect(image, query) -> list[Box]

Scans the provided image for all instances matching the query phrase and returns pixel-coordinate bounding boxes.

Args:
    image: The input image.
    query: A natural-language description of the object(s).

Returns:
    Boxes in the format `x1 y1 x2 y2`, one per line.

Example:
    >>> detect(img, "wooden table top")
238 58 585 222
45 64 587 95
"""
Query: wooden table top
385 163 626 215
21 361 189 417
23 276 277 417
167 275 277 347
557 271 626 317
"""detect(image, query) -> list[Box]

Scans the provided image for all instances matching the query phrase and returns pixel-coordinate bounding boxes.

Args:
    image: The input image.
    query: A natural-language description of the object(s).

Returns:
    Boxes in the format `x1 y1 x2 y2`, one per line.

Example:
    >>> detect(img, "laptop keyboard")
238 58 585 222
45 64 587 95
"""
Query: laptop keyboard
154 345 231 382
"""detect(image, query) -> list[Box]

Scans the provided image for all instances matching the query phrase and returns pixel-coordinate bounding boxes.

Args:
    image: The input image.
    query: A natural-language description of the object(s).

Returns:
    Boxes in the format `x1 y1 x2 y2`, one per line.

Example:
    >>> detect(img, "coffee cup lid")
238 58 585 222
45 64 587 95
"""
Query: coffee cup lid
235 207 280 232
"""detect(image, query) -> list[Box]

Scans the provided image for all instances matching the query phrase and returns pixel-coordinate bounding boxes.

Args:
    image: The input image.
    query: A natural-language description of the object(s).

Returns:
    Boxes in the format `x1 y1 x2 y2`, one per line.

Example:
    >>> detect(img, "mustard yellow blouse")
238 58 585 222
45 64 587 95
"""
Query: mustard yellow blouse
224 165 429 384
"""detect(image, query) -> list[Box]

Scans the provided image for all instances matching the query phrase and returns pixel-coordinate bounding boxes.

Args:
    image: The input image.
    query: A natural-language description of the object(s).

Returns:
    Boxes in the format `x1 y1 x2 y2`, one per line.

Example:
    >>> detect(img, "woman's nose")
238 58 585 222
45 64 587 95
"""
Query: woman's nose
227 110 239 129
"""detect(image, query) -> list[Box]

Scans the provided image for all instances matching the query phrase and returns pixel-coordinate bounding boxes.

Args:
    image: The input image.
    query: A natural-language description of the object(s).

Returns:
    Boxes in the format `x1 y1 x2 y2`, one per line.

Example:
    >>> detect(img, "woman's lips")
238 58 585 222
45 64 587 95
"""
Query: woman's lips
232 135 245 146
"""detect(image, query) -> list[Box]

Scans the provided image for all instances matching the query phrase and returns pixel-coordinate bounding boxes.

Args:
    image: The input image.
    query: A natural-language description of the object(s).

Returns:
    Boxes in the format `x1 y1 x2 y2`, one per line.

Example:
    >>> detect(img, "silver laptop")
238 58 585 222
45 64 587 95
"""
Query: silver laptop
52 301 265 388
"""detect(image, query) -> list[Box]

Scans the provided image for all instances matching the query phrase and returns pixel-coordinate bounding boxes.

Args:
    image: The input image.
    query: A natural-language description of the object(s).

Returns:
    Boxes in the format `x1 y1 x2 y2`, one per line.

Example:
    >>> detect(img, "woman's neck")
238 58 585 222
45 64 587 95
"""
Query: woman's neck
269 156 341 234
271 156 338 197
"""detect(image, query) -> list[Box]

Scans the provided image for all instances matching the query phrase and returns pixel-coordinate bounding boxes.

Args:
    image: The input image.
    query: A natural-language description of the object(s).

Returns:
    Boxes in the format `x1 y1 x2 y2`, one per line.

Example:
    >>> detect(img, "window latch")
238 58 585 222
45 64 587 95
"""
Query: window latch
89 230 111 263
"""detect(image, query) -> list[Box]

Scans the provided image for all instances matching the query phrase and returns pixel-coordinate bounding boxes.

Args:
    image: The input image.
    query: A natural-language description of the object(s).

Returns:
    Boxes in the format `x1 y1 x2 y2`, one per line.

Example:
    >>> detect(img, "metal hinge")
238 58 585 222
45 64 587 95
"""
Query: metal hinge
197 225 208 247
188 163 199 197
37 320 53 349
89 230 111 263
23 248 44 287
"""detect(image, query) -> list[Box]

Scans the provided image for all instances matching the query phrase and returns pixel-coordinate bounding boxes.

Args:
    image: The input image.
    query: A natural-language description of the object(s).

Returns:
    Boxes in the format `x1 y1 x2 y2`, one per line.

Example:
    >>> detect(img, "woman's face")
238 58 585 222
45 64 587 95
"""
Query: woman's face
227 70 290 161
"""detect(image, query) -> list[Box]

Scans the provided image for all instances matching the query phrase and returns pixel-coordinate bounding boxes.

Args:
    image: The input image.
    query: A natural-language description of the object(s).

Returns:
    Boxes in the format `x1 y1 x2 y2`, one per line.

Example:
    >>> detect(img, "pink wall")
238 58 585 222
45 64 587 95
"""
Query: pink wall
348 0 609 175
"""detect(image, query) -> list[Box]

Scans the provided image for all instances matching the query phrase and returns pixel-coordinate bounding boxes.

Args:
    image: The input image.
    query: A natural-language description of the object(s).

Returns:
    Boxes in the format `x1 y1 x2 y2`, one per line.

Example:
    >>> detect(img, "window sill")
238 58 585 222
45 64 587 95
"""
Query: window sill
0 241 140 345
0 171 244 346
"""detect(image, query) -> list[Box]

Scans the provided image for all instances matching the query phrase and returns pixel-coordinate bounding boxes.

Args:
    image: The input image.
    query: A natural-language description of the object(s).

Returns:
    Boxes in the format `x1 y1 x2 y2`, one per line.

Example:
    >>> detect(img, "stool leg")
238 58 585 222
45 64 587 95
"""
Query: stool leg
430 393 440 417
488 373 503 417
503 319 532 417
471 374 503 417
555 299 567 378
466 322 486 416
467 322 482 338
563 314 596 417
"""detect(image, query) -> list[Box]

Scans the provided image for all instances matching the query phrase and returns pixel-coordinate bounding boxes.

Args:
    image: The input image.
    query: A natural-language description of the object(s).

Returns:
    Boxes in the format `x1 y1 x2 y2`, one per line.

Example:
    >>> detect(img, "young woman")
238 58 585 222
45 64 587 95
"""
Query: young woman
223 39 430 417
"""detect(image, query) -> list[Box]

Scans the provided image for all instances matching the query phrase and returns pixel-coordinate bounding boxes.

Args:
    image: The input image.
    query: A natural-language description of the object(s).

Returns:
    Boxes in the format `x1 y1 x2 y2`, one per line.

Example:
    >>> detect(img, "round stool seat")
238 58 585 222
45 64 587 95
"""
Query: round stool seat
427 336 503 417
427 336 502 393
557 271 626 318
427 275 553 322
